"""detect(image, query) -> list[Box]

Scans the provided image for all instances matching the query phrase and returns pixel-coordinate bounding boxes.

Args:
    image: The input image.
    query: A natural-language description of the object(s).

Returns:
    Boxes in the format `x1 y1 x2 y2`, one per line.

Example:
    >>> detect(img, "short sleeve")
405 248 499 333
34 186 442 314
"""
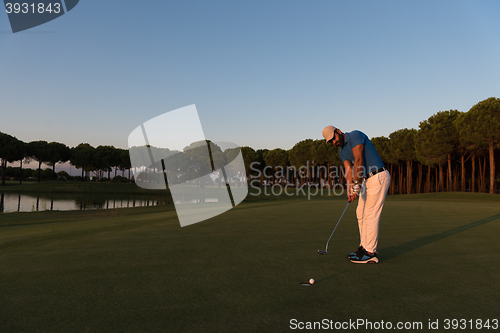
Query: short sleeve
349 130 366 147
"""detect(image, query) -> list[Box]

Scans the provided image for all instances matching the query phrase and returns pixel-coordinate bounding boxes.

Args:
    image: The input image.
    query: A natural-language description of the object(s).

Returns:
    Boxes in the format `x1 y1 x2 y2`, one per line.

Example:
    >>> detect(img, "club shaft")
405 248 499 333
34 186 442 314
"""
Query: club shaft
324 201 350 252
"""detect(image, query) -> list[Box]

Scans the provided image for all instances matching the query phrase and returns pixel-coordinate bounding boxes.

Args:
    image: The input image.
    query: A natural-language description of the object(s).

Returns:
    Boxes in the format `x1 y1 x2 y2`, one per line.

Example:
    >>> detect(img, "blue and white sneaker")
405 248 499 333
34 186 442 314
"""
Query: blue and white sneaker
348 246 365 259
350 251 378 264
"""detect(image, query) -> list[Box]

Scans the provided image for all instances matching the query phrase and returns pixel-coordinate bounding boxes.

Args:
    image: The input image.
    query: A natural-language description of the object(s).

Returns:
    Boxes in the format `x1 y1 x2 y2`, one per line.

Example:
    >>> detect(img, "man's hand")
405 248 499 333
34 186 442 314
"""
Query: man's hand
347 185 361 202
352 183 361 195
347 182 361 202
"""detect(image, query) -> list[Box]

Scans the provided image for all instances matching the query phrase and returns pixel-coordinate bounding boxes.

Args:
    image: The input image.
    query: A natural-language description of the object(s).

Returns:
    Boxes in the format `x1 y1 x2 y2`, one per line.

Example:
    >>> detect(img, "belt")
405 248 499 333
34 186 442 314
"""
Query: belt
366 167 387 179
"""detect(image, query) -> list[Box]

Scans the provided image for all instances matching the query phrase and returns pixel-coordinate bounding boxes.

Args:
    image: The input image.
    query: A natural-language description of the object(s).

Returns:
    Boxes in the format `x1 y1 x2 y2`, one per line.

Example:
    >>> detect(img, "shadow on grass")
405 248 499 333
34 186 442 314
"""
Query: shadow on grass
380 213 500 261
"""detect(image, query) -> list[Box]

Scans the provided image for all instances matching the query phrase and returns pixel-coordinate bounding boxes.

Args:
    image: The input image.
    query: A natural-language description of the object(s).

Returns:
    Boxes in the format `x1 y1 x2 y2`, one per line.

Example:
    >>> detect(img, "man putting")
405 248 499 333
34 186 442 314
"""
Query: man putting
322 126 390 264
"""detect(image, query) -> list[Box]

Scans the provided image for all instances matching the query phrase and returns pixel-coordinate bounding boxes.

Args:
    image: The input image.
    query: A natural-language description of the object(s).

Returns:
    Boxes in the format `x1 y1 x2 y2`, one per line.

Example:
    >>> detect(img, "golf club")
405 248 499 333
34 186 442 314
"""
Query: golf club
317 201 350 255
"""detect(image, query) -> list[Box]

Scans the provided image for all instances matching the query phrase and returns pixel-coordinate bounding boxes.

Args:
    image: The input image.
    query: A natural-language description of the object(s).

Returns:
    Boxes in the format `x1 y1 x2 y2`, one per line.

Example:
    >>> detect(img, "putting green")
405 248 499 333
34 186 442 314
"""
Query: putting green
1 192 499 332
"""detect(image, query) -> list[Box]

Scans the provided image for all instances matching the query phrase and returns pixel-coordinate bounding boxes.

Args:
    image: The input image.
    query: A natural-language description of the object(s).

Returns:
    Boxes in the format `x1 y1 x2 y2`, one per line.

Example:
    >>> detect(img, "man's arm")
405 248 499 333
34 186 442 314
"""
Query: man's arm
344 144 364 201
343 160 355 201
343 160 353 184
352 144 365 182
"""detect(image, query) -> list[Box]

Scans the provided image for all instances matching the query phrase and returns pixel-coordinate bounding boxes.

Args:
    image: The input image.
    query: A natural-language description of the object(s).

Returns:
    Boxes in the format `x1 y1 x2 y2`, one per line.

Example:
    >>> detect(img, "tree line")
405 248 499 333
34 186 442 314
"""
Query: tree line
0 139 132 185
1 97 499 193
129 141 244 188
242 97 500 194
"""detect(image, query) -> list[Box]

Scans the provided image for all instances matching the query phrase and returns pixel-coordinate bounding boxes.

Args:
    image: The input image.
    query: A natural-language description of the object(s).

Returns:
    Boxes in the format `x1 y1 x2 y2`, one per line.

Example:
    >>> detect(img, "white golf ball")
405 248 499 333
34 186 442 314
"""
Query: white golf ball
309 278 315 284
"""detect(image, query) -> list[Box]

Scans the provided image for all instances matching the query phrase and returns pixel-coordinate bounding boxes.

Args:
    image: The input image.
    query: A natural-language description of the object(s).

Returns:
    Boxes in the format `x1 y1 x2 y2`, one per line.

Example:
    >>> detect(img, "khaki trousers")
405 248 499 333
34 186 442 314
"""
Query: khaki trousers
356 170 391 253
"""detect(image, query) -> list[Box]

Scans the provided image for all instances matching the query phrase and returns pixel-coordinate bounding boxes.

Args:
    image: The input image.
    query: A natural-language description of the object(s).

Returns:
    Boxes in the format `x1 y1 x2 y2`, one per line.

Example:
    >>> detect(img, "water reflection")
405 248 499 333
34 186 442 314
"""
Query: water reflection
0 192 171 213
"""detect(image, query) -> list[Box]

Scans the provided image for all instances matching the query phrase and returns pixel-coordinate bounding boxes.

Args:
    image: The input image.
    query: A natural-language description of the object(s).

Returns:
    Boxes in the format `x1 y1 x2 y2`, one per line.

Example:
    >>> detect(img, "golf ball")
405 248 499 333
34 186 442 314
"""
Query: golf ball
309 278 315 284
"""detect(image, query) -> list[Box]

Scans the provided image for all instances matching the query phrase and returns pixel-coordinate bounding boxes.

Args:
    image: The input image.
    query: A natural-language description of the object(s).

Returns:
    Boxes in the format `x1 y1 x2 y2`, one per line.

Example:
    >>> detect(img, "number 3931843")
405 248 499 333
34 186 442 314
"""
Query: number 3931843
4 1 79 33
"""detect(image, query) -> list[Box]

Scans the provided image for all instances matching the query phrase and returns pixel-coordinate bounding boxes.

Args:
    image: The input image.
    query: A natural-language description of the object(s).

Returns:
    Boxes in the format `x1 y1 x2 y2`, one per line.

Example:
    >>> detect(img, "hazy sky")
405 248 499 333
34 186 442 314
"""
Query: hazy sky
2 0 499 152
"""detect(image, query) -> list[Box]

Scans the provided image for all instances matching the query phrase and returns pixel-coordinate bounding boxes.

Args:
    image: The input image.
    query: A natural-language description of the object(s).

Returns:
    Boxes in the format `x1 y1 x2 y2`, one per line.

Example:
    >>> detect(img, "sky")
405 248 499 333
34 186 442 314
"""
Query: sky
1 0 500 155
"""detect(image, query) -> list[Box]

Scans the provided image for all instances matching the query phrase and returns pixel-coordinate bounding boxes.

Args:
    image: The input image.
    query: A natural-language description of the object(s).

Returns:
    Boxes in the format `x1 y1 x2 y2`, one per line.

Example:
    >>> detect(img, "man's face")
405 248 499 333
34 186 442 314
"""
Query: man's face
328 130 344 147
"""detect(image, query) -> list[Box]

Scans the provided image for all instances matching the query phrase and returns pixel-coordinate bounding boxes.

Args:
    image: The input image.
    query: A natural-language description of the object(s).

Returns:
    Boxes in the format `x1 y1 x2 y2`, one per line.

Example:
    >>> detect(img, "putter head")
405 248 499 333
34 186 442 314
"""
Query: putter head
300 281 312 286
317 250 328 255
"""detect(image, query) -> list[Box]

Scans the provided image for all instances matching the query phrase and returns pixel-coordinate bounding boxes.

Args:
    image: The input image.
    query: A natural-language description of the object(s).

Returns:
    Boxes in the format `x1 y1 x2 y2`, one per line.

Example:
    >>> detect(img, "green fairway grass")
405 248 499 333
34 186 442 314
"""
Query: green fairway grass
1 192 499 332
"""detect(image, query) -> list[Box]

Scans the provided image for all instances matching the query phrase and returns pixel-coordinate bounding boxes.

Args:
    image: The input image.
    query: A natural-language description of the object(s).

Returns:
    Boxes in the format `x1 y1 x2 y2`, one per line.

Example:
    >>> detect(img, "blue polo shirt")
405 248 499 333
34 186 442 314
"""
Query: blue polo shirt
339 131 385 177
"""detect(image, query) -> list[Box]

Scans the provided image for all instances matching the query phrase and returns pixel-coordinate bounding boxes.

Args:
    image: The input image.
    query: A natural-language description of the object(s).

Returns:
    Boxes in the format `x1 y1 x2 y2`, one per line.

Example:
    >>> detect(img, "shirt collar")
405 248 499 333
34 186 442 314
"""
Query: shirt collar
342 132 349 148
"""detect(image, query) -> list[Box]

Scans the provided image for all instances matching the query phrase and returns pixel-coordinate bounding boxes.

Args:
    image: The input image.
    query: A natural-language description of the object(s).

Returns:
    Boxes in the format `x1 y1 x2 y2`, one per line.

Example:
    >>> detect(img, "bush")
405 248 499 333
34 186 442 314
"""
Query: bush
111 175 130 183
30 168 57 181
57 171 71 181
42 168 57 180
6 167 36 180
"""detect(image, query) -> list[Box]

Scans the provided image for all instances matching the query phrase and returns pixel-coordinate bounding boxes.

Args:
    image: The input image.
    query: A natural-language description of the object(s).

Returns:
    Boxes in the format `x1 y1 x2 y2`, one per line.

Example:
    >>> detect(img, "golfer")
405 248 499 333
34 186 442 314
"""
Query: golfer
322 126 390 264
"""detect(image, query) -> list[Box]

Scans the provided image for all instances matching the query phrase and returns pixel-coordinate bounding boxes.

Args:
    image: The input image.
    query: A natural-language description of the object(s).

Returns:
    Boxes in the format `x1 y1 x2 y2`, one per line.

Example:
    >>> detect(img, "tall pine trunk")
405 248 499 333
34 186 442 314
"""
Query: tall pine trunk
398 164 404 194
19 159 23 185
471 153 476 193
439 164 444 192
460 155 465 191
306 165 310 187
435 167 439 192
406 160 413 194
478 157 483 192
327 164 331 188
38 161 42 183
481 156 488 193
478 157 487 193
1 159 6 186
446 154 453 191
389 164 395 195
489 137 496 194
426 165 431 193
417 163 422 194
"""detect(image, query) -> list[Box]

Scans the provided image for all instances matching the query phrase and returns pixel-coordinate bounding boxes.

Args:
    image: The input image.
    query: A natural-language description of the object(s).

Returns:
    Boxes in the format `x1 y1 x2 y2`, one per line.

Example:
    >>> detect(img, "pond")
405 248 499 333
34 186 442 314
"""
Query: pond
0 192 171 213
